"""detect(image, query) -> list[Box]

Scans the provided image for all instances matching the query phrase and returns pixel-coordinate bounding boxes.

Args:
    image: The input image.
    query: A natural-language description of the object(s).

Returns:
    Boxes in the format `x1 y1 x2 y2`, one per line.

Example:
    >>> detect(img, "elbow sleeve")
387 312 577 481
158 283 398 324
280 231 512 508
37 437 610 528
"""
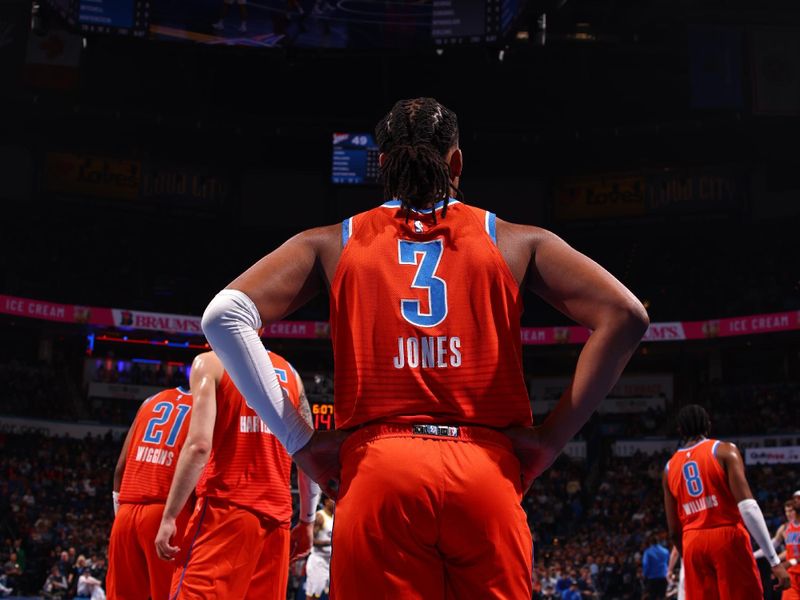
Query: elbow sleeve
738 499 780 567
202 289 313 454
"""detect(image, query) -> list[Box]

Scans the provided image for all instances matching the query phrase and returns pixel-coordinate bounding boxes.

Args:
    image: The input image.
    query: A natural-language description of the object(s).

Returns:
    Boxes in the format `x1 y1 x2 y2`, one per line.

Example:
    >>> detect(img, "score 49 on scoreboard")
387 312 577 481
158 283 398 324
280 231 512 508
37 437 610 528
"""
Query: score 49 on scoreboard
332 133 380 185
311 399 334 431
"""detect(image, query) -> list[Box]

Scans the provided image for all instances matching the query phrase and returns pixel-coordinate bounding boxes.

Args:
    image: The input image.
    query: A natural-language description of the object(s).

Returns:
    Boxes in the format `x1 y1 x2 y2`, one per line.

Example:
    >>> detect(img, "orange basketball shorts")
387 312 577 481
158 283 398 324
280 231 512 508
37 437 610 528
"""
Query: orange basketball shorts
330 423 533 600
682 524 763 600
107 501 191 600
169 496 290 600
782 568 800 600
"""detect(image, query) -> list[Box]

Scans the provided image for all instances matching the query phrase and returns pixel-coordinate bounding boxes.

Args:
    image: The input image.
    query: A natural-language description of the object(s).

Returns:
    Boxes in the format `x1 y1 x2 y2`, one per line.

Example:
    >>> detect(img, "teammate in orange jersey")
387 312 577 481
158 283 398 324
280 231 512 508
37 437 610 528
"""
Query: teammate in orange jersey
753 499 797 564
200 97 650 599
107 385 194 600
663 404 790 599
781 496 800 600
154 351 320 600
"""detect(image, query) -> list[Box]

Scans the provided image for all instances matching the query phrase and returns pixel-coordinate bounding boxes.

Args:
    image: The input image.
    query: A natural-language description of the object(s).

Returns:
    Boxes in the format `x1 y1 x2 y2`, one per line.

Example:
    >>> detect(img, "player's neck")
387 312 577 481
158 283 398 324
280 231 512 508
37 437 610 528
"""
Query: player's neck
682 436 707 448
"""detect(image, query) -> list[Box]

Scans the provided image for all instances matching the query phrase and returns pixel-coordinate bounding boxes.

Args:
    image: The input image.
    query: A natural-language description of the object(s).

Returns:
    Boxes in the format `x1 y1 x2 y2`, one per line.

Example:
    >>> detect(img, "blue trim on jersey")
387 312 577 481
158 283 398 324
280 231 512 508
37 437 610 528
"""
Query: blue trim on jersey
381 198 460 213
486 211 497 245
712 440 721 457
677 438 708 452
170 498 209 600
176 385 191 395
342 217 353 247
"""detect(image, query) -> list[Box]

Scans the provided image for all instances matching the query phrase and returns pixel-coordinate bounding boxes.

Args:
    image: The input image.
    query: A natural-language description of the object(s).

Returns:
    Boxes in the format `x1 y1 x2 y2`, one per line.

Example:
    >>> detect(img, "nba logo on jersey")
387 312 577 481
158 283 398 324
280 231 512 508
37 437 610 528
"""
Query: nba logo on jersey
414 220 423 233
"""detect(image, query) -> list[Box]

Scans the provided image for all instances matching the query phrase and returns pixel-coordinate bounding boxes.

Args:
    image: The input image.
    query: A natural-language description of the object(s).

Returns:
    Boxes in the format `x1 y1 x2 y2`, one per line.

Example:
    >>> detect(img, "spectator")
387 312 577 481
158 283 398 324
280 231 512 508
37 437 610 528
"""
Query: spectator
77 569 106 600
642 535 669 600
42 564 68 599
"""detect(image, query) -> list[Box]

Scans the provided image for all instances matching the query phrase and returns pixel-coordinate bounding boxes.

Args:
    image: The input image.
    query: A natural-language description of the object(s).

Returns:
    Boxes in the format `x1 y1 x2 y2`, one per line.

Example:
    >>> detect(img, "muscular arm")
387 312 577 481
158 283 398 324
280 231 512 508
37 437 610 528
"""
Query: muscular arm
527 229 649 450
663 469 682 553
113 411 138 492
504 225 648 481
201 227 340 456
163 353 220 520
718 442 787 585
155 352 221 560
294 373 321 523
113 399 148 514
667 546 679 579
228 227 335 322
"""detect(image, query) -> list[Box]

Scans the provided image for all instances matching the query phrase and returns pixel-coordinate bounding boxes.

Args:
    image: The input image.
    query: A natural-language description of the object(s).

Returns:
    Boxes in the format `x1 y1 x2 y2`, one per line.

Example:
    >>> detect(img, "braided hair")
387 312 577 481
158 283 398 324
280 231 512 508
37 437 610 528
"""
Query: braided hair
375 97 463 221
676 404 711 441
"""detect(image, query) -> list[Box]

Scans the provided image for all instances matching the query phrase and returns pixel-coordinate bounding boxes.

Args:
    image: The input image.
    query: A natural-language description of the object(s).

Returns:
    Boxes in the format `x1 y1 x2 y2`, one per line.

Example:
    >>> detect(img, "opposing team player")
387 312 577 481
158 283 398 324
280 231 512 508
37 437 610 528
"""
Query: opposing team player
781 495 800 600
107 385 194 600
305 496 334 600
663 404 790 599
201 97 649 598
154 351 320 599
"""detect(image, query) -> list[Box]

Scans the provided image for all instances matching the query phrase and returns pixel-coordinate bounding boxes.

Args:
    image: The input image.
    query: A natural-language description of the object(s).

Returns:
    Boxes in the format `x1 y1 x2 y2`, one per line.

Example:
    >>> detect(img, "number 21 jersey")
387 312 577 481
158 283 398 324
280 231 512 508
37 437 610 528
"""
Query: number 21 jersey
118 387 193 505
330 199 532 430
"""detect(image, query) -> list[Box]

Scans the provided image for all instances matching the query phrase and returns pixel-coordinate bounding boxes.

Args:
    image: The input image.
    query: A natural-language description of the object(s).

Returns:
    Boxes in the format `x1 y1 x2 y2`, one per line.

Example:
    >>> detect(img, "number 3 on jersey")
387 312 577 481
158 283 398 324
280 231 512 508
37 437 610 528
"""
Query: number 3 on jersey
398 239 448 327
683 461 704 497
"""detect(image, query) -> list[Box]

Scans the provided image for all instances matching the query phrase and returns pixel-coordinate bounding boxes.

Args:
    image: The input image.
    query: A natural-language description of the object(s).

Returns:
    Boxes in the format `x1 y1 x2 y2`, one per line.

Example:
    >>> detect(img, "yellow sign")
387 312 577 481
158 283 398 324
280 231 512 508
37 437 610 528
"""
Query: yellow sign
554 173 646 220
44 153 141 200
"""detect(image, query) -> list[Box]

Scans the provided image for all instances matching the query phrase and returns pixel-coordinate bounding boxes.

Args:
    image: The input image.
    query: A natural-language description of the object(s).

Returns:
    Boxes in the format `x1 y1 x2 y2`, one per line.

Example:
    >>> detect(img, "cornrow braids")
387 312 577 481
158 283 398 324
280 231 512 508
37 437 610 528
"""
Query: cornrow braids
375 97 463 222
676 404 711 441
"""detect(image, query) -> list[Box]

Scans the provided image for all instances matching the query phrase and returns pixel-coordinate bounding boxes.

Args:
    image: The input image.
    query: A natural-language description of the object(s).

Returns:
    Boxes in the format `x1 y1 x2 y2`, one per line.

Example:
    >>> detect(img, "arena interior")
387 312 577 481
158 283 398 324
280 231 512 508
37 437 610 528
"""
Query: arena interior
0 0 799 598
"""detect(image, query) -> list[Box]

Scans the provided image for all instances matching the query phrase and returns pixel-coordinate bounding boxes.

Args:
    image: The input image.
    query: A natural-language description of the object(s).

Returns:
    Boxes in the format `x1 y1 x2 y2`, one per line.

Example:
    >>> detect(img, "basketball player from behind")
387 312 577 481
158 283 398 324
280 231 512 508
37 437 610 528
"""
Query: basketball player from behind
663 404 790 599
305 496 334 600
781 495 800 600
107 385 194 600
154 351 320 599
201 97 650 598
754 499 796 564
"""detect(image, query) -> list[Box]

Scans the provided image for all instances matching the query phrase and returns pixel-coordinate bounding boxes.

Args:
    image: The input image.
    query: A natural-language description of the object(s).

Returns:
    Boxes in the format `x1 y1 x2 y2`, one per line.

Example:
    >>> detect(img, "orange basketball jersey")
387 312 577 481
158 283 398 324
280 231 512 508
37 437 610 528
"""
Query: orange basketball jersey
786 520 800 571
118 387 193 505
666 438 742 531
330 199 532 430
195 351 299 526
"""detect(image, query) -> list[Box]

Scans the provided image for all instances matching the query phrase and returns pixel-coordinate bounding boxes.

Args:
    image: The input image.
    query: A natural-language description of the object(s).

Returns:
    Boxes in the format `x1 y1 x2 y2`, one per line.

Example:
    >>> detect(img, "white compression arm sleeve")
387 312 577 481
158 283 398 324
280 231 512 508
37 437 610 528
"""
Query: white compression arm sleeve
202 289 313 455
739 499 781 567
298 468 322 523
753 533 782 559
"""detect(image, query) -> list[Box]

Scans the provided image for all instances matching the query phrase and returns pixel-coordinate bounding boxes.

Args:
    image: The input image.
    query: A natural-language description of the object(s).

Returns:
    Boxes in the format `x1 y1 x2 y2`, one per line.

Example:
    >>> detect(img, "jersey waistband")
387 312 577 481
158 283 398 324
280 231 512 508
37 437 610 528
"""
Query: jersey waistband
340 422 514 455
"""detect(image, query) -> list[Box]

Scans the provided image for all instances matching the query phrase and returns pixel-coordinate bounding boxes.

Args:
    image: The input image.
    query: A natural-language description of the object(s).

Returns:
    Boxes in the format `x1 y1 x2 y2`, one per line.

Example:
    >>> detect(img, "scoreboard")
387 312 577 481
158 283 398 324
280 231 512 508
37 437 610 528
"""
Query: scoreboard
310 398 334 431
432 0 520 45
331 133 380 185
45 0 149 36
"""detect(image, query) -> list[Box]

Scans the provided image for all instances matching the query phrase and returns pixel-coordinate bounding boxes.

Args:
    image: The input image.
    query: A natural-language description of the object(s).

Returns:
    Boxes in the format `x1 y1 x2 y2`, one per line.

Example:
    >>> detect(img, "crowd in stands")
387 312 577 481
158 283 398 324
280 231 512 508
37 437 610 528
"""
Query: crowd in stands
2 421 796 599
707 383 800 436
0 430 114 598
91 360 189 390
0 361 74 422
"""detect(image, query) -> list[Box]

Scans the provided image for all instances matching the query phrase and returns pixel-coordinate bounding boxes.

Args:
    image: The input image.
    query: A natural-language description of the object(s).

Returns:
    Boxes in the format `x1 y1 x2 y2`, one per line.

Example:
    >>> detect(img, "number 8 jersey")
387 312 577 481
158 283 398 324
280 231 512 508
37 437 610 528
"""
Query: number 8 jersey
330 199 532 430
118 387 193 505
666 438 743 531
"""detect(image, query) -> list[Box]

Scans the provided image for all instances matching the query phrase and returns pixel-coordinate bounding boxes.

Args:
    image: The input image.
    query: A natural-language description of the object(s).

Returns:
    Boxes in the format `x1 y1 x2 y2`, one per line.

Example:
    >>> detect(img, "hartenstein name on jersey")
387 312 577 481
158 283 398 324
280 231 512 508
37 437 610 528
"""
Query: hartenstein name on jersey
392 336 462 369
683 494 719 515
134 445 175 467
240 415 273 434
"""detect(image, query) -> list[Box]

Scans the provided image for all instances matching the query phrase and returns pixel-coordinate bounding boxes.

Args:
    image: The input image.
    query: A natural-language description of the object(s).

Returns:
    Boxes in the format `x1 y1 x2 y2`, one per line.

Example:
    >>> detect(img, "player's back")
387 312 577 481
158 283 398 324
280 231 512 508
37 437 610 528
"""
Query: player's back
119 386 193 505
666 438 742 531
196 351 299 525
330 199 532 430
